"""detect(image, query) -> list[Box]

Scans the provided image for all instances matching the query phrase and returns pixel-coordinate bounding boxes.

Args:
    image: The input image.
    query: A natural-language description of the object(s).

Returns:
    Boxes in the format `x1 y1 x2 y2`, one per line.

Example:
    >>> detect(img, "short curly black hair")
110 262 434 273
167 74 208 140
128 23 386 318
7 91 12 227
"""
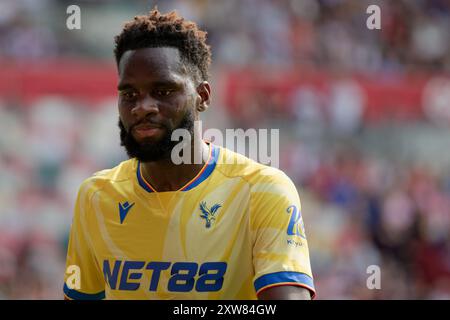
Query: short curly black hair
114 8 211 83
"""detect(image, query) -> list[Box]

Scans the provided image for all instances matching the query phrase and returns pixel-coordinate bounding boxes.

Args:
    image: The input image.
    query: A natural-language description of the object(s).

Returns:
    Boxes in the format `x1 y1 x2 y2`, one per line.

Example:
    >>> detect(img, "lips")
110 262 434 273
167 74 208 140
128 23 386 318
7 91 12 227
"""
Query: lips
132 123 165 139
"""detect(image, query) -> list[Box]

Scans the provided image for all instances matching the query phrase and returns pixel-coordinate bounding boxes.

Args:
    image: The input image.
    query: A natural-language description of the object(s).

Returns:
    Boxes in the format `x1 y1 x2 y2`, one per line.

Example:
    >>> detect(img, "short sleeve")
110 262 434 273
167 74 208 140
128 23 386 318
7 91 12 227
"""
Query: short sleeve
63 180 105 300
250 168 316 298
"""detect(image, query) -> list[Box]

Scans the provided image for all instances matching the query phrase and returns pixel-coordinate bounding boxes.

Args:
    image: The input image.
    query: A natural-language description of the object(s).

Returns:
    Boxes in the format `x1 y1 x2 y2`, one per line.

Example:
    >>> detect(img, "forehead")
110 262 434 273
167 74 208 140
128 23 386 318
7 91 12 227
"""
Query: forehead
118 47 186 84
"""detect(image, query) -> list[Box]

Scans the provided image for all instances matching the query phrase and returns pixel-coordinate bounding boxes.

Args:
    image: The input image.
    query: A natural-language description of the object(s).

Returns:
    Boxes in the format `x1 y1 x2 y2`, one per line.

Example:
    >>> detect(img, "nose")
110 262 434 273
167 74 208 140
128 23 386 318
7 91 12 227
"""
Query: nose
131 94 159 118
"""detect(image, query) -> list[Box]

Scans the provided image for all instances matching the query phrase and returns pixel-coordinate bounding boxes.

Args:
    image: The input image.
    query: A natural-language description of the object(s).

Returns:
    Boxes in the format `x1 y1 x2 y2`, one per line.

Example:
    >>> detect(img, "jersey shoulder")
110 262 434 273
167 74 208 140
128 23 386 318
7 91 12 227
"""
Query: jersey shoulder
215 145 296 188
77 158 137 196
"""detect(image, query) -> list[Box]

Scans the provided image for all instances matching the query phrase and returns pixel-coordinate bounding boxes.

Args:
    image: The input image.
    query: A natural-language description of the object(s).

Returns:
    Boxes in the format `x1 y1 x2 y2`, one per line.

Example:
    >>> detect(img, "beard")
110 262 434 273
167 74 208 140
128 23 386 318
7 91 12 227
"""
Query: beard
119 111 195 163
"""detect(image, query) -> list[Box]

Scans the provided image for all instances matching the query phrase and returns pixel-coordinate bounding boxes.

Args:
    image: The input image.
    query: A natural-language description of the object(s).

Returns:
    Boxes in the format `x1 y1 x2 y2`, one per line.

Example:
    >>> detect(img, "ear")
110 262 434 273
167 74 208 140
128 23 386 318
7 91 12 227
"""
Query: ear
196 81 211 112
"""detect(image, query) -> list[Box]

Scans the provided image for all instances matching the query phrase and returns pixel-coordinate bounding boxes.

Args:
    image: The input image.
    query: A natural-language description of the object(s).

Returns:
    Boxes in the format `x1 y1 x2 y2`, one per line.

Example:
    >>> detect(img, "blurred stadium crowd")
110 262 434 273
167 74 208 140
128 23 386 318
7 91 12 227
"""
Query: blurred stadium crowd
1 0 450 299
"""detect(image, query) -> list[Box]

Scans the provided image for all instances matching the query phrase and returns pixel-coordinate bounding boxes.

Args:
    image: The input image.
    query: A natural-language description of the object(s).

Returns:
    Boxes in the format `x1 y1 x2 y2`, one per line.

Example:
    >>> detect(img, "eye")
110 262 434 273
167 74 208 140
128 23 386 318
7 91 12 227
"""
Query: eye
120 90 139 101
155 89 174 97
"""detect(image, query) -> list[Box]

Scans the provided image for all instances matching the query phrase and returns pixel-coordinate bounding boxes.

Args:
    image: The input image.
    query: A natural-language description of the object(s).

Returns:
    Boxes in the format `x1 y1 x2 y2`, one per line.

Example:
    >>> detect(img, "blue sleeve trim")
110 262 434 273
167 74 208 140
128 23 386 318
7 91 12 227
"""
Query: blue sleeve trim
63 283 105 300
254 271 315 293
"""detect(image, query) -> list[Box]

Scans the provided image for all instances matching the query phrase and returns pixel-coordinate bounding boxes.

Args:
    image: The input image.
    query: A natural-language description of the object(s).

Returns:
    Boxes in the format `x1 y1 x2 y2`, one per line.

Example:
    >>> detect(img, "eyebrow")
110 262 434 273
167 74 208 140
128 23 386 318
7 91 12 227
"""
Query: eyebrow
117 83 134 91
117 80 182 91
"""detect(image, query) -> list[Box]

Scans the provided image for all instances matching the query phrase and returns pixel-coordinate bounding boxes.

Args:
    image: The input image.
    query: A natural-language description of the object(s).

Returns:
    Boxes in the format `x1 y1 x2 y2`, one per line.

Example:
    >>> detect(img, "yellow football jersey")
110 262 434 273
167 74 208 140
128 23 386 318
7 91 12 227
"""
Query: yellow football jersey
63 142 315 300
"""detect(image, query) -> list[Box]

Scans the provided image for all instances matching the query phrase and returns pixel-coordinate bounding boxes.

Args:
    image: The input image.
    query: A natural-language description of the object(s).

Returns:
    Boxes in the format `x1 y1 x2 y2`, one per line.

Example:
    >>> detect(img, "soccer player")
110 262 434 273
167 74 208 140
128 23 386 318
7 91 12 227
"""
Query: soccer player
63 9 315 300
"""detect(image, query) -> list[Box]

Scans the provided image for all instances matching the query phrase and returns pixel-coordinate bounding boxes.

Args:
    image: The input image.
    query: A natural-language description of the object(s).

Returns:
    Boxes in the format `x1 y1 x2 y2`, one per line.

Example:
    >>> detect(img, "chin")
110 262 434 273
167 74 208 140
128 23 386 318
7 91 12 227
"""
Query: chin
133 136 162 145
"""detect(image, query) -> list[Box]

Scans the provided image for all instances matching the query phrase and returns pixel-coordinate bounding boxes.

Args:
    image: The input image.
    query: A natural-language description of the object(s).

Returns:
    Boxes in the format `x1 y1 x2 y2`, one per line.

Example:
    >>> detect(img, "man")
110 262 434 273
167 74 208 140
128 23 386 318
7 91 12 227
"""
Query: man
63 9 315 300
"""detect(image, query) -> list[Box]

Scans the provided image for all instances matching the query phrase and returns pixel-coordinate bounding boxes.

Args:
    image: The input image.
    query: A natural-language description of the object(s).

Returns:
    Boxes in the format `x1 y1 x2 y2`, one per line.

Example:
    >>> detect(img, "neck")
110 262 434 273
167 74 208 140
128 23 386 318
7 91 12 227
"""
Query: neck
140 138 209 192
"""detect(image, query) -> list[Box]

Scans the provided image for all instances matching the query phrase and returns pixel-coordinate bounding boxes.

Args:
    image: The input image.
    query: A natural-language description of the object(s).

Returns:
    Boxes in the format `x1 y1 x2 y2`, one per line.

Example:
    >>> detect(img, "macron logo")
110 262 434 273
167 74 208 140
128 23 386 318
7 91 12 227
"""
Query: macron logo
119 201 135 224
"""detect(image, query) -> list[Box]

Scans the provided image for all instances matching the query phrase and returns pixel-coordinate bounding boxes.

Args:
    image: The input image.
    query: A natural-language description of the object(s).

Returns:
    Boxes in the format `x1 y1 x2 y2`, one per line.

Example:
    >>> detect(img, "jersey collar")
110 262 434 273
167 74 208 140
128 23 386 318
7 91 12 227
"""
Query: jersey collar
136 143 219 193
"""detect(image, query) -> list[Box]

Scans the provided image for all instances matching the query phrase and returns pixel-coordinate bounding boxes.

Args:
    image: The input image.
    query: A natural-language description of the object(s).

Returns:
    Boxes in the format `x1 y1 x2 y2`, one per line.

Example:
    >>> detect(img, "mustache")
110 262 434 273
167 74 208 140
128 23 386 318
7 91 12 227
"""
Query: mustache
128 119 169 131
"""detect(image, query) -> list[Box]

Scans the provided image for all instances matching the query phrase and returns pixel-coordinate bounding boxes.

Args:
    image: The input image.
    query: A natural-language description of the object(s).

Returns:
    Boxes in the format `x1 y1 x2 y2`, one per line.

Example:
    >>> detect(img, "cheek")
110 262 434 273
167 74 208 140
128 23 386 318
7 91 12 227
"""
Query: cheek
165 95 191 117
181 92 198 112
163 96 194 128
180 95 198 118
118 105 131 129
